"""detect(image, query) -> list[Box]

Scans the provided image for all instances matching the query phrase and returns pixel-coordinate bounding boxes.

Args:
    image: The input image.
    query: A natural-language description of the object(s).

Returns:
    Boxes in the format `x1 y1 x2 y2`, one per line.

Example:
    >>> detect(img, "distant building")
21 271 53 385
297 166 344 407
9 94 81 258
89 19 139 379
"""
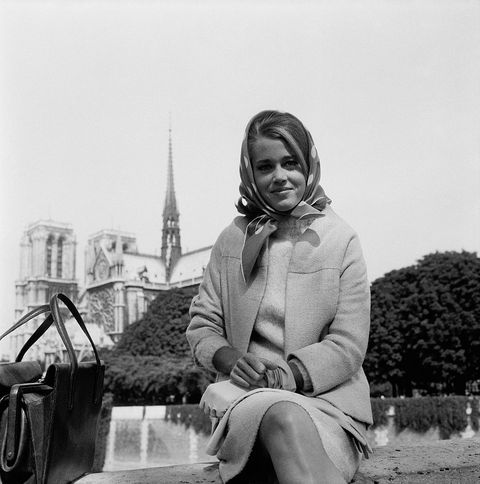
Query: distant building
13 220 82 362
12 127 212 360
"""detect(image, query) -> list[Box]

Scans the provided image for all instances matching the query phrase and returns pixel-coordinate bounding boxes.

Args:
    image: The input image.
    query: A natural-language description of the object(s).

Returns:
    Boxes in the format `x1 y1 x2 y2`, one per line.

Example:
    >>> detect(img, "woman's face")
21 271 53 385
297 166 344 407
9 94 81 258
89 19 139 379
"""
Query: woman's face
250 136 306 212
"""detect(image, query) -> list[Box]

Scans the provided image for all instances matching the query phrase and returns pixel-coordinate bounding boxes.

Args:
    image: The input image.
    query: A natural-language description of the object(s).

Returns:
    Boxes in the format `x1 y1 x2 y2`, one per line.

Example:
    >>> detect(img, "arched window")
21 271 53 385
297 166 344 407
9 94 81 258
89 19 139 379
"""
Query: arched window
46 235 54 276
57 237 64 278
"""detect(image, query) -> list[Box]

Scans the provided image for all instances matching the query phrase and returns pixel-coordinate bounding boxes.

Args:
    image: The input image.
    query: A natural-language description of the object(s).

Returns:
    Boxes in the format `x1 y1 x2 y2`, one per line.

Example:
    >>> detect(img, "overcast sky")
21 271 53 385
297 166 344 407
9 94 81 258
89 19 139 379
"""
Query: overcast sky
1 0 479 352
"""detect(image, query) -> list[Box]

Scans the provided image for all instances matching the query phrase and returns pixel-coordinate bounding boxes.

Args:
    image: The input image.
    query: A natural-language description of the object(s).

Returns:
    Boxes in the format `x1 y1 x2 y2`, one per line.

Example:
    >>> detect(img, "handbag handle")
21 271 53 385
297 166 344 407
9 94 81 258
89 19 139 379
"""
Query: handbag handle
0 305 50 343
49 294 103 409
15 315 54 362
18 296 102 369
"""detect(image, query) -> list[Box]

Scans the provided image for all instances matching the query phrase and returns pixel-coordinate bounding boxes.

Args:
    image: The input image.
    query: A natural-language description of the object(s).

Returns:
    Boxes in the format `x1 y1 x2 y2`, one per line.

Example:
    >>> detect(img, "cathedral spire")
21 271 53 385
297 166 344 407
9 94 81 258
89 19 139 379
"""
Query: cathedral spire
161 122 181 280
163 123 179 219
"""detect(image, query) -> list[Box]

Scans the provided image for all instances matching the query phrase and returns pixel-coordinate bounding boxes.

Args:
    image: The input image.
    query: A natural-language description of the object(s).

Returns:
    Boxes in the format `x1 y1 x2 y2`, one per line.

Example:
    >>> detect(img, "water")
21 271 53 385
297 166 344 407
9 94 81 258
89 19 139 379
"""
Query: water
104 405 217 471
104 403 480 471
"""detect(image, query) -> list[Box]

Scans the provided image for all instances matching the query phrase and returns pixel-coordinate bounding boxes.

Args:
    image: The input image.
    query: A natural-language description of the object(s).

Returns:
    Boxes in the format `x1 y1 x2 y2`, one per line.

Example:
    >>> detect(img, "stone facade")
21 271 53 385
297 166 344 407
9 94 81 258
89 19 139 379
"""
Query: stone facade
12 220 80 361
81 226 211 343
82 228 169 342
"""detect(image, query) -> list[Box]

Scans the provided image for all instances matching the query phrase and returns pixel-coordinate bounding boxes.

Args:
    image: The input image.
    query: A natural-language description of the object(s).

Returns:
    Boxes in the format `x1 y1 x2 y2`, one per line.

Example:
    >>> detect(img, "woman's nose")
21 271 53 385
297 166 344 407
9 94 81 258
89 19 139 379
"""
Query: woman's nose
272 166 287 183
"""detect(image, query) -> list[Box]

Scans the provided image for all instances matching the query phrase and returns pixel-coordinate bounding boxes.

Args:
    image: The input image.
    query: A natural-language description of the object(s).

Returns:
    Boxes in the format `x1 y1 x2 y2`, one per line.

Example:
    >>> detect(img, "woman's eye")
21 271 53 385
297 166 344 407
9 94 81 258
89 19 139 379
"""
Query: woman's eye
256 164 271 172
285 159 298 168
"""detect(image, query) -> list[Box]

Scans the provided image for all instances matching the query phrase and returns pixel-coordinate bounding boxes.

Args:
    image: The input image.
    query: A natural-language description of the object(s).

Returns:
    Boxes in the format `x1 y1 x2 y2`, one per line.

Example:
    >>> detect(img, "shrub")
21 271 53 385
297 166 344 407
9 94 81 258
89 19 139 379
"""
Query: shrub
471 397 479 432
393 396 468 439
164 403 211 436
370 396 470 439
371 398 394 429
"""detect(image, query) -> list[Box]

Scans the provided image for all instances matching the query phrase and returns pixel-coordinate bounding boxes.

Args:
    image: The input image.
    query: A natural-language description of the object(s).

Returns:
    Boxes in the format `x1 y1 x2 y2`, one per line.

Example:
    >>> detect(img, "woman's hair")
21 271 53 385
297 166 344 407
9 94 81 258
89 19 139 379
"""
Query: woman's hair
246 110 310 165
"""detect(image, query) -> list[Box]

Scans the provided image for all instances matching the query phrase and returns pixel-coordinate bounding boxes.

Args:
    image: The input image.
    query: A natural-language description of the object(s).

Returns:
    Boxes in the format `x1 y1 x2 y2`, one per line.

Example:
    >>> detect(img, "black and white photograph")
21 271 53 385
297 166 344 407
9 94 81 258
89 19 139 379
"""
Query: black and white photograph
0 1 479 483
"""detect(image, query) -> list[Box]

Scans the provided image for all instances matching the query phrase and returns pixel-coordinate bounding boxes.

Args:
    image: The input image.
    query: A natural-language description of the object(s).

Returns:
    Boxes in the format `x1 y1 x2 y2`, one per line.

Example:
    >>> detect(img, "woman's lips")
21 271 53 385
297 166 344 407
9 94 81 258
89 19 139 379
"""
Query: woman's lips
271 187 292 194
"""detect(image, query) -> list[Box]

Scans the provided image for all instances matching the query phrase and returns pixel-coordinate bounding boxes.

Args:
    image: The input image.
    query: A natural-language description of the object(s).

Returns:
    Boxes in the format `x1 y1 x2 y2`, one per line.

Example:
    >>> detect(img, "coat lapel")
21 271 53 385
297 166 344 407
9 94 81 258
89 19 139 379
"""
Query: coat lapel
230 260 268 354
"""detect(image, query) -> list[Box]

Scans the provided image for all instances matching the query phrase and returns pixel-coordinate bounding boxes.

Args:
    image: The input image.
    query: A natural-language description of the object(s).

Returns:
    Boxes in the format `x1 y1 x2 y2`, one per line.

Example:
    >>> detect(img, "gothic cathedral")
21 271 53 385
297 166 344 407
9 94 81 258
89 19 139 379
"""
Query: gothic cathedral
12 129 212 360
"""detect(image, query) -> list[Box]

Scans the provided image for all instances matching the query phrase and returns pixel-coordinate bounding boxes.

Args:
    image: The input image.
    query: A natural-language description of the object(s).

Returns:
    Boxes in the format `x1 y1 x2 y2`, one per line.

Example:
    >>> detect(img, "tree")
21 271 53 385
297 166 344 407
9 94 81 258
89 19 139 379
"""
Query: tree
365 251 480 396
115 287 198 358
103 354 212 404
104 287 214 404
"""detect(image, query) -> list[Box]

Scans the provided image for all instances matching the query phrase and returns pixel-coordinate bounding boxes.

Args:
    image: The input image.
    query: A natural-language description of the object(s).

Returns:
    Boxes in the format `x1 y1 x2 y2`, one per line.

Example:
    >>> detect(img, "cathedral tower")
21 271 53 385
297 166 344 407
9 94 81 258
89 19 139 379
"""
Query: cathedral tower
13 220 78 359
161 126 182 280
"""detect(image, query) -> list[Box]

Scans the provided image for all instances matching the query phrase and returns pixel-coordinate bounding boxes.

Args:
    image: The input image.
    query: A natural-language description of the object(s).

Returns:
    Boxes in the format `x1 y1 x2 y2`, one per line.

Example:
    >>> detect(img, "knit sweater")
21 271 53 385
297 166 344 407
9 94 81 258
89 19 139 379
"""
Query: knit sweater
248 217 313 390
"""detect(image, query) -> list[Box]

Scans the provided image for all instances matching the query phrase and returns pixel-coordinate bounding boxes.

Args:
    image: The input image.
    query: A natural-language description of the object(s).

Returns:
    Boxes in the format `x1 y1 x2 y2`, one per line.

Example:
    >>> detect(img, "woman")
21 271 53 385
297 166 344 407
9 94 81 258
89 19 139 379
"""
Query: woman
186 110 372 484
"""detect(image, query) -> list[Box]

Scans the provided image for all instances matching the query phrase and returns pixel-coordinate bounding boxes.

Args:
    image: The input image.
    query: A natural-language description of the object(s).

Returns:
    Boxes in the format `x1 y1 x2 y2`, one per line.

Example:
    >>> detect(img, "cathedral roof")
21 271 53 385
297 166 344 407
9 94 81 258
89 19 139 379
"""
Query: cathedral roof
122 253 166 283
170 246 212 285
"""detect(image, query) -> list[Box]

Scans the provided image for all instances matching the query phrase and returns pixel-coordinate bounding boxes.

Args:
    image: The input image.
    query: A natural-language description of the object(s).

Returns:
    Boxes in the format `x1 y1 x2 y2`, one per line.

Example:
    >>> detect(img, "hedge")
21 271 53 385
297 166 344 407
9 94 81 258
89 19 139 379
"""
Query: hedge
99 394 479 449
471 397 480 432
164 397 479 441
371 396 480 439
164 403 211 436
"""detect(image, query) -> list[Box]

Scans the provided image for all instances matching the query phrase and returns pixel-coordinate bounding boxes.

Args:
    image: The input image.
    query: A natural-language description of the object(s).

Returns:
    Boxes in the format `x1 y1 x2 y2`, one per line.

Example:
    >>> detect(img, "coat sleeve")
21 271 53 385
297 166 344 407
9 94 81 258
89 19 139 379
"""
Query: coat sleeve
287 233 370 396
186 235 230 372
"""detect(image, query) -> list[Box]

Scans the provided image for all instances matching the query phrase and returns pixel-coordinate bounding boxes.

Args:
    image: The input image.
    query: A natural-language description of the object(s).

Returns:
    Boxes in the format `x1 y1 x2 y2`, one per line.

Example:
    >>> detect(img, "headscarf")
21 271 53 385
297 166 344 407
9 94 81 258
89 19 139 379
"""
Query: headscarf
237 111 331 282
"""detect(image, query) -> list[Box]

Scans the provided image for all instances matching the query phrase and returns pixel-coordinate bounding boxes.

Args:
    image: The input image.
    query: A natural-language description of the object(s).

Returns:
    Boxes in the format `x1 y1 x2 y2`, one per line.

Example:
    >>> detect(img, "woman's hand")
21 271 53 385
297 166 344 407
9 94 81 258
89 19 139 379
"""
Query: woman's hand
212 346 279 389
230 353 278 389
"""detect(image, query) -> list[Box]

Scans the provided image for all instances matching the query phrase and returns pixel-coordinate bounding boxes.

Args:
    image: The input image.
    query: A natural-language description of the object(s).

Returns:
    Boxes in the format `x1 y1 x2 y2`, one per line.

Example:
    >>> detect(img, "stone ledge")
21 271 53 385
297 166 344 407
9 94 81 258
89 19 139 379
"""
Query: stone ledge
77 437 480 484
355 437 480 483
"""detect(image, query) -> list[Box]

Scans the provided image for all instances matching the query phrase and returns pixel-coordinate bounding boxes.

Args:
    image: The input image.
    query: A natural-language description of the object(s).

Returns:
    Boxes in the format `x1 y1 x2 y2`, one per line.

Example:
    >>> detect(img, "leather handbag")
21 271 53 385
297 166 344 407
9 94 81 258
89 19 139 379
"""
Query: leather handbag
0 293 105 484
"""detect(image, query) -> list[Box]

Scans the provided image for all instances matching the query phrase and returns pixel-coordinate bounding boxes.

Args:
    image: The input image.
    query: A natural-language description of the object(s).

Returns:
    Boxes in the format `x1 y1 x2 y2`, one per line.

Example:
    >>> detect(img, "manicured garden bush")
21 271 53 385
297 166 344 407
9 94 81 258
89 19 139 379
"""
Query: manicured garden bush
164 403 211 436
371 396 480 439
371 397 394 429
471 397 479 432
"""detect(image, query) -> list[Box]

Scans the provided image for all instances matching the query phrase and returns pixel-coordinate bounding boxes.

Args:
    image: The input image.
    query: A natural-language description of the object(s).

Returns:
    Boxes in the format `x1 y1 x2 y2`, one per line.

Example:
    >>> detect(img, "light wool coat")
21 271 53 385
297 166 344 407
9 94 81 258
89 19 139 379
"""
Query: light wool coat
186 205 373 425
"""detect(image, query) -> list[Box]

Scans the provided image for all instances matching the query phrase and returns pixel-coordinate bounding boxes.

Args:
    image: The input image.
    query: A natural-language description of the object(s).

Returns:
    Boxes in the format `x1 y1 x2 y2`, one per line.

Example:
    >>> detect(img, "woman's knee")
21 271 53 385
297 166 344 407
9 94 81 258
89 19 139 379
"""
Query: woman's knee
260 401 309 438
